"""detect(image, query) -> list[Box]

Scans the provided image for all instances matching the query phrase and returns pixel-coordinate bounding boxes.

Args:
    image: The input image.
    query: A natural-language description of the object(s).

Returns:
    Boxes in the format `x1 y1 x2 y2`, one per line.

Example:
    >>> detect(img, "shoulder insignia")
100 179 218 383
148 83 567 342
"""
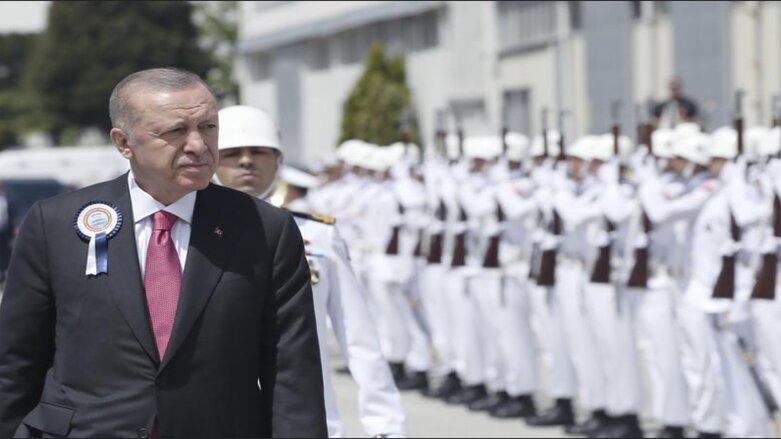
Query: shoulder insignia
291 210 336 225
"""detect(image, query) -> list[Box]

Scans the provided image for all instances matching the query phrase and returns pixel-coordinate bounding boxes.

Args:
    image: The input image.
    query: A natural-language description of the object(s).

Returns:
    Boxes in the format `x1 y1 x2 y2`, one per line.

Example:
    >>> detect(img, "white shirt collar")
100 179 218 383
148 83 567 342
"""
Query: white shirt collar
127 172 197 224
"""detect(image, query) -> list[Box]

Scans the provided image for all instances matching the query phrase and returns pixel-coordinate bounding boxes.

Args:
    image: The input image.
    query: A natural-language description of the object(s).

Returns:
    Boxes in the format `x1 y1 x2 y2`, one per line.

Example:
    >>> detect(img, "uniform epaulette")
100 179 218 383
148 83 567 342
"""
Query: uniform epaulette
291 210 336 225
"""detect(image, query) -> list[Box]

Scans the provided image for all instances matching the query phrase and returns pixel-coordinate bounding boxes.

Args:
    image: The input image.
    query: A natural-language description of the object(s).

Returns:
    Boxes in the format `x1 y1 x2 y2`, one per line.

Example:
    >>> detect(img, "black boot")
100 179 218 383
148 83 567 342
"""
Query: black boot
422 371 461 399
467 391 509 412
564 409 609 436
388 362 405 385
445 383 487 405
489 394 536 419
656 426 685 438
396 370 429 392
594 414 644 438
697 433 722 439
525 398 575 427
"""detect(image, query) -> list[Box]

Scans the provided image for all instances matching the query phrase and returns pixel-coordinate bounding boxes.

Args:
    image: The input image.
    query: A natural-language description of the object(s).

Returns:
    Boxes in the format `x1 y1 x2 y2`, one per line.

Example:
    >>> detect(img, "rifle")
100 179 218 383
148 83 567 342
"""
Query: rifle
611 100 625 182
435 110 446 156
542 107 550 159
627 113 655 288
426 200 447 265
501 124 509 157
537 210 562 287
712 90 745 300
751 195 781 300
771 95 781 128
636 102 654 157
385 202 404 255
558 109 569 161
451 205 468 267
483 202 506 269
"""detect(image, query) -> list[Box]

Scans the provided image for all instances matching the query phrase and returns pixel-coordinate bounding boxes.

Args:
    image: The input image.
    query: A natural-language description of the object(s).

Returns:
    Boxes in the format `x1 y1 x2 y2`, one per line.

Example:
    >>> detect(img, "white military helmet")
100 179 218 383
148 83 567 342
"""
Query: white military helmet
530 130 561 158
674 122 702 138
567 135 598 161
759 127 781 158
445 133 461 160
651 129 675 159
672 132 710 166
591 134 633 162
744 126 768 162
464 135 502 161
218 105 282 156
504 132 529 162
280 165 320 189
709 126 738 160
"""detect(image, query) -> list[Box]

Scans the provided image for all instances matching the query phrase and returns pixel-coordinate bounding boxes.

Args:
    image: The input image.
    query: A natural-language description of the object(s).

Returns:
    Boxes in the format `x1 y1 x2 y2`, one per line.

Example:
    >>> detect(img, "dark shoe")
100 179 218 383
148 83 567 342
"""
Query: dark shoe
422 371 461 399
697 433 722 439
445 383 487 405
388 362 405 384
594 414 643 438
525 398 575 427
489 394 536 419
564 409 609 436
396 371 429 391
467 391 509 412
334 365 351 376
656 426 685 438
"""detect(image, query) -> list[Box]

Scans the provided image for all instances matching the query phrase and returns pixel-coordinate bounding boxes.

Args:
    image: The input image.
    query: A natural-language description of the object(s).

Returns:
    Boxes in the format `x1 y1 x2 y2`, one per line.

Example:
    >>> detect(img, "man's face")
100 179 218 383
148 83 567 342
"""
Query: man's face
215 147 279 197
568 157 583 179
470 158 488 173
709 158 727 178
111 84 219 205
669 156 688 175
669 79 682 98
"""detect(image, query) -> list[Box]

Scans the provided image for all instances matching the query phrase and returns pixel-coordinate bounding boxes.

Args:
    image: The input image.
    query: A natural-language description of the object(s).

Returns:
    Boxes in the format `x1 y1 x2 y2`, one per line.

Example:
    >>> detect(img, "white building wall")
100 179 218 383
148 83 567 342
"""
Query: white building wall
632 10 675 109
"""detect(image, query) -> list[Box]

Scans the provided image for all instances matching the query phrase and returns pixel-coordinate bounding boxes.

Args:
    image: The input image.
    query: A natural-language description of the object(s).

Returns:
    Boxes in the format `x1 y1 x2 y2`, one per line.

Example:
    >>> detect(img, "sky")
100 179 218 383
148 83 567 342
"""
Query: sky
0 1 50 34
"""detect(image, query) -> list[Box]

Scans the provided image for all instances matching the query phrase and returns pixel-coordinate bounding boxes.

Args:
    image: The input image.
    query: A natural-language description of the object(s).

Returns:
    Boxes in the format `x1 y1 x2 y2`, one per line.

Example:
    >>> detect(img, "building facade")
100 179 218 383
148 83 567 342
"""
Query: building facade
236 1 781 168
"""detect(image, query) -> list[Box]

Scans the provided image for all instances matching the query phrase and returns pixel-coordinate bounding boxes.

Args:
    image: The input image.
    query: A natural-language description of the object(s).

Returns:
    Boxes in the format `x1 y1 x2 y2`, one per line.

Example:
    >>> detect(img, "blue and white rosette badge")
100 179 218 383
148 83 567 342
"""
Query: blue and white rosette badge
74 201 123 276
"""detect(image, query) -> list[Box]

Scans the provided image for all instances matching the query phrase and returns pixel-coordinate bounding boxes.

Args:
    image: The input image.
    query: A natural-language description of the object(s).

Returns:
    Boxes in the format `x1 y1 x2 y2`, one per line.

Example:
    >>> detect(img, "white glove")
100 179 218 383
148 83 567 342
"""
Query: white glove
719 159 745 185
597 160 620 185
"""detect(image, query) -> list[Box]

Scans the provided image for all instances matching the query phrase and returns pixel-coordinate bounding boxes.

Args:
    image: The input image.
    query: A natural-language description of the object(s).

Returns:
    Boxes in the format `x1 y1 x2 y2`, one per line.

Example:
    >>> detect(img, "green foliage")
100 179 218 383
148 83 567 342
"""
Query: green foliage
192 0 239 104
25 1 211 141
0 33 39 147
339 43 420 147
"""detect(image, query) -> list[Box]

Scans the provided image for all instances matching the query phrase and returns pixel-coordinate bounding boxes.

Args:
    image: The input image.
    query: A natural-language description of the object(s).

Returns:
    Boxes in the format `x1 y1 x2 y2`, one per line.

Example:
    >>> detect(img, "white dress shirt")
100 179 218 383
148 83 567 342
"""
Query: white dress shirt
128 173 196 277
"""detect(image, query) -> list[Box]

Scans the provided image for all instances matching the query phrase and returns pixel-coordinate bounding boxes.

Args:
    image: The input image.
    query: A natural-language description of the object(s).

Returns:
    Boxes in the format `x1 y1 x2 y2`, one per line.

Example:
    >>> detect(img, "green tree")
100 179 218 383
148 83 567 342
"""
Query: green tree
0 33 38 147
192 0 239 105
339 43 420 147
25 1 210 143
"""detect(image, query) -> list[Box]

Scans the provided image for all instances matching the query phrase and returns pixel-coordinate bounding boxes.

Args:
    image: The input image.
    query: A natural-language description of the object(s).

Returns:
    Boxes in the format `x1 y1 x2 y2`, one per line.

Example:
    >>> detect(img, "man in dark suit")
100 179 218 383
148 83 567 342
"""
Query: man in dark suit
0 67 327 438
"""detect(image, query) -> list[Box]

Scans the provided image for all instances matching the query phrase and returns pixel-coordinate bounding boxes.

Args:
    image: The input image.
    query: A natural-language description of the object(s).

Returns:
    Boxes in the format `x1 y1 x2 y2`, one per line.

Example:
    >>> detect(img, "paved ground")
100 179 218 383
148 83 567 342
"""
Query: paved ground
327 330 576 438
332 368 572 438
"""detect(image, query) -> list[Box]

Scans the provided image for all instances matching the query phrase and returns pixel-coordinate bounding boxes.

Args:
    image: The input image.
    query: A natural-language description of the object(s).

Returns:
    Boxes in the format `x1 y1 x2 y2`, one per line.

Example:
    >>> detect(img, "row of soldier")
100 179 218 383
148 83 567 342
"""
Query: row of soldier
286 112 781 438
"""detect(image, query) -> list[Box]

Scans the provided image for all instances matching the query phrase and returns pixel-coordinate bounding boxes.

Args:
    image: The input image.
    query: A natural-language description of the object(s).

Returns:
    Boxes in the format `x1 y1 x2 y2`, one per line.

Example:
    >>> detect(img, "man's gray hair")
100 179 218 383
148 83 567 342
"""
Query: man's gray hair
109 67 216 133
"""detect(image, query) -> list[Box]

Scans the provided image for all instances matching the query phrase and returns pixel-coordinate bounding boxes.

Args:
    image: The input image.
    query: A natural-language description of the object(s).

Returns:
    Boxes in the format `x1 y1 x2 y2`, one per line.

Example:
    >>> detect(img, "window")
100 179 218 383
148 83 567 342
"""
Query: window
307 38 330 71
497 1 558 53
503 89 533 135
247 52 273 81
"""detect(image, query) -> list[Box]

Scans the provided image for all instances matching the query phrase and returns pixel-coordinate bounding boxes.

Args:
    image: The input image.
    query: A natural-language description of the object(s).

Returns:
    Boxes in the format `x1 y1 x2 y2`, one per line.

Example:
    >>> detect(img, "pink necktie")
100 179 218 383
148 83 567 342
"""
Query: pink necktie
144 210 181 360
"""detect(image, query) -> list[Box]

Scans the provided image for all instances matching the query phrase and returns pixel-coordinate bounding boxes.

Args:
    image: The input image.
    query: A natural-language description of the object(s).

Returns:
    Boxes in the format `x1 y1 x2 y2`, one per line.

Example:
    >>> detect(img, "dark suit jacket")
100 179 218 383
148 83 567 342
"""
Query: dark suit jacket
0 174 327 438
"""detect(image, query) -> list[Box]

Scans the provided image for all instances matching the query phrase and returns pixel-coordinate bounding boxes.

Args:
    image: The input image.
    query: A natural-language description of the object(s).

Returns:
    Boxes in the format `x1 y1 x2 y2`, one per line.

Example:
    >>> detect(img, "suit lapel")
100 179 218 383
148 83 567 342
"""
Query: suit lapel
160 184 236 371
101 174 160 365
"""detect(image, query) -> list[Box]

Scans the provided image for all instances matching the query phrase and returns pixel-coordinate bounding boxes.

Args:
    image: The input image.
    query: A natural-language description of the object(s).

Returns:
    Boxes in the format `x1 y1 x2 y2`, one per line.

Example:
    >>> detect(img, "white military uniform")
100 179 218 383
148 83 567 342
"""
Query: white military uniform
293 212 408 438
551 144 607 414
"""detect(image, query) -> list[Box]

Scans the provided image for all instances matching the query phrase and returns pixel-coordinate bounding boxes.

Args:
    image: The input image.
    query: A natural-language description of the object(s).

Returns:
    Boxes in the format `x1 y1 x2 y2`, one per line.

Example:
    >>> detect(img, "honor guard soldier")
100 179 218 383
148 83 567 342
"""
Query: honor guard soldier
216 105 408 438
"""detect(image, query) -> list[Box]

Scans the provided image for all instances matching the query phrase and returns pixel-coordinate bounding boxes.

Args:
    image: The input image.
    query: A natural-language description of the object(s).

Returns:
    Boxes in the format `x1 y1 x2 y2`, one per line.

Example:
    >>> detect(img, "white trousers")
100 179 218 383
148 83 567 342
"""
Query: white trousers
420 264 456 374
400 261 433 372
469 271 504 392
585 283 643 416
555 264 605 410
634 274 690 427
499 273 539 396
678 303 771 436
447 269 485 386
367 277 410 364
751 299 781 411
530 283 577 400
